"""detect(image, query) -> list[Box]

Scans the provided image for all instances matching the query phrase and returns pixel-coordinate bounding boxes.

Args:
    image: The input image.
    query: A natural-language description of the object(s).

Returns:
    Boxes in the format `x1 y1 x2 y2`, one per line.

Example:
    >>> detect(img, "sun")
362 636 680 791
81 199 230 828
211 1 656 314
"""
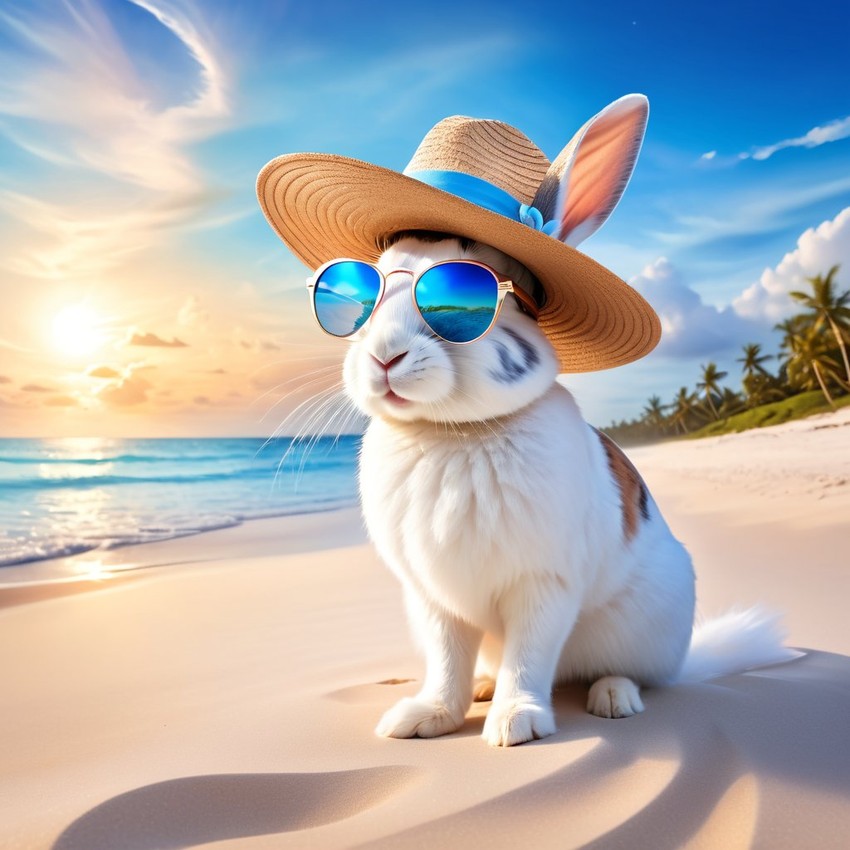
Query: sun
51 304 105 356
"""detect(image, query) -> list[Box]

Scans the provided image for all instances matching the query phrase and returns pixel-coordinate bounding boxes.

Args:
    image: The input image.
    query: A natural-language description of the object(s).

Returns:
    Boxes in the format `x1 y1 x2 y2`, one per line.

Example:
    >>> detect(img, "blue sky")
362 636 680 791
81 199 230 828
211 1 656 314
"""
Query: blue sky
0 0 848 435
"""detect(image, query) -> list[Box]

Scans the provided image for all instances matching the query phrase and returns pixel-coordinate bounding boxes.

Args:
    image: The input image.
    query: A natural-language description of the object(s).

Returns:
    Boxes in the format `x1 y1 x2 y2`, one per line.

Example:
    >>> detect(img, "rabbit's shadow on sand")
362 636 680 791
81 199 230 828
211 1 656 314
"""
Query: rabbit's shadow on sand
52 650 850 850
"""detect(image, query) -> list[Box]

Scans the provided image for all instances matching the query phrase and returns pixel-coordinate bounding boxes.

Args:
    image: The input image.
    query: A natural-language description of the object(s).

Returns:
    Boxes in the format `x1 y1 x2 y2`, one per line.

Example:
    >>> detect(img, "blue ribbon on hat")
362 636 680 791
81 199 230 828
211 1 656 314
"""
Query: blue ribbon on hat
405 169 559 236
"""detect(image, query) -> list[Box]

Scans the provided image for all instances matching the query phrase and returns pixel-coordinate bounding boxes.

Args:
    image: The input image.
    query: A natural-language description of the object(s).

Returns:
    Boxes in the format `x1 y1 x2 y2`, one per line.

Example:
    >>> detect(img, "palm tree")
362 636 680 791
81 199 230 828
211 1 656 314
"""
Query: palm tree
789 265 850 384
742 371 786 407
718 387 745 418
669 387 699 434
737 342 778 408
775 314 811 350
737 343 773 378
784 325 843 408
697 362 728 420
642 395 667 431
775 314 815 392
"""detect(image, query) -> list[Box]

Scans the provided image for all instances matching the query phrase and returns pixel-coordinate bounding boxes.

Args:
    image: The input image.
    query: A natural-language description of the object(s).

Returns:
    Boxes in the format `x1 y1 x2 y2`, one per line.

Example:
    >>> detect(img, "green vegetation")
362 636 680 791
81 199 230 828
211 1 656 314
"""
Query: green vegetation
689 391 850 438
603 266 850 445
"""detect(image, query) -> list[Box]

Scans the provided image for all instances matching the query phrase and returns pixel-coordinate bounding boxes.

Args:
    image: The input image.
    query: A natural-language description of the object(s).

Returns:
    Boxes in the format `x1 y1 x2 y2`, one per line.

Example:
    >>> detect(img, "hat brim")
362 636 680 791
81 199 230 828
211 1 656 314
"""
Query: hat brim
257 153 660 373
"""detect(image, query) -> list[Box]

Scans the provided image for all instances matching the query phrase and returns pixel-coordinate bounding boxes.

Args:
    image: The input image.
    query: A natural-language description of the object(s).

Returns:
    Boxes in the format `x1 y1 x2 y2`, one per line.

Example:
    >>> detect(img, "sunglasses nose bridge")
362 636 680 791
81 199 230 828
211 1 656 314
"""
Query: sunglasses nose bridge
363 267 422 353
370 267 413 318
385 268 414 278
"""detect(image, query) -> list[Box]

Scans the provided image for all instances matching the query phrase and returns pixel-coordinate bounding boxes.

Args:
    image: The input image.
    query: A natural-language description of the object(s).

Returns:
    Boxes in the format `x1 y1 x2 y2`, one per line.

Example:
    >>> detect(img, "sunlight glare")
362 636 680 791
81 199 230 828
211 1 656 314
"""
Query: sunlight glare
75 559 114 581
51 304 105 356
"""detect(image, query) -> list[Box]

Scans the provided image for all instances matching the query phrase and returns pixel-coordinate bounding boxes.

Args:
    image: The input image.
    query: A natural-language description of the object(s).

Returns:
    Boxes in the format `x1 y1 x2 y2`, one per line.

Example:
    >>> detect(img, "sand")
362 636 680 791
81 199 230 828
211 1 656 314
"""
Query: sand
1 409 849 850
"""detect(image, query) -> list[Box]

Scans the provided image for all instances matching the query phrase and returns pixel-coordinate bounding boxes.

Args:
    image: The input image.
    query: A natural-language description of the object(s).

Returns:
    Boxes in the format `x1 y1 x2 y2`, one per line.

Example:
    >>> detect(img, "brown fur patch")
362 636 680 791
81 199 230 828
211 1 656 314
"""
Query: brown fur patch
594 429 649 541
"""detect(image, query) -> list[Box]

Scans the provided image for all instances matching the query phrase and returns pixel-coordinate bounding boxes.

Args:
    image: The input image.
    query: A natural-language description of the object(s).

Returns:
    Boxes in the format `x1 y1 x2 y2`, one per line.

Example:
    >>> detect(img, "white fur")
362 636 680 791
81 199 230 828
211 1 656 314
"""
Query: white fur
343 235 799 747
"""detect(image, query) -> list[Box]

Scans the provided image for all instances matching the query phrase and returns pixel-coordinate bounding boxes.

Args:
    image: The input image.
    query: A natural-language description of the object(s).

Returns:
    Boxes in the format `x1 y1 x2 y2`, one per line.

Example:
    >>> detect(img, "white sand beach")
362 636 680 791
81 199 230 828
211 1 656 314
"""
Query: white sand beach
2 410 849 850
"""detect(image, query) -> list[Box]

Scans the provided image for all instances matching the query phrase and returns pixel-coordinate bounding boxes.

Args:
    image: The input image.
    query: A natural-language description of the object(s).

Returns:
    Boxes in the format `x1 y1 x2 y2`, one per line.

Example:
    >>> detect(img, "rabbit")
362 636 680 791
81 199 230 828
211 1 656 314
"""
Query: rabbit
256 97 801 746
341 230 799 747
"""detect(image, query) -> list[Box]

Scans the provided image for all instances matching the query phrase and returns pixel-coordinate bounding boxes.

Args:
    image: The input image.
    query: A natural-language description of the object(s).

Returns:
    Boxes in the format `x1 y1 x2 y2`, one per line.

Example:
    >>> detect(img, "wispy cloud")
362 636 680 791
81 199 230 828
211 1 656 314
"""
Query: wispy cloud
129 331 189 348
0 0 228 191
128 0 228 128
262 32 521 145
0 0 232 283
87 365 121 379
45 395 78 407
329 35 515 126
97 370 152 407
0 190 209 279
649 174 850 252
743 115 850 162
702 115 850 165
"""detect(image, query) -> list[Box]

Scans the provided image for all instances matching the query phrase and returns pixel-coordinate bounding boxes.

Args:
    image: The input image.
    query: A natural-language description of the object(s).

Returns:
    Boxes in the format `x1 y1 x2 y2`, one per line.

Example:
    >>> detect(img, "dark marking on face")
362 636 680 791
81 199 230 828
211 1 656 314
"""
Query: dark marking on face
503 328 540 369
488 328 540 384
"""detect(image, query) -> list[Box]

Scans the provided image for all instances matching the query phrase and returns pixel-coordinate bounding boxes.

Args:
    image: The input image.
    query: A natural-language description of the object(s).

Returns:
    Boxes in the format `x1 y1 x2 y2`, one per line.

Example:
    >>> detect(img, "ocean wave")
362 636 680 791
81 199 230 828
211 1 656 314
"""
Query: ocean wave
0 467 285 491
0 541 101 569
0 498 358 568
0 436 360 574
0 452 253 466
0 435 360 467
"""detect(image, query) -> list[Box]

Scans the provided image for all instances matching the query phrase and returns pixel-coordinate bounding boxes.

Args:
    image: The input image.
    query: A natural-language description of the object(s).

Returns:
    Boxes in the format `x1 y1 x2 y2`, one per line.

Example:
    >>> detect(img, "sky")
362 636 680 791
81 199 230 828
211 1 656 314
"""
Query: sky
0 0 848 437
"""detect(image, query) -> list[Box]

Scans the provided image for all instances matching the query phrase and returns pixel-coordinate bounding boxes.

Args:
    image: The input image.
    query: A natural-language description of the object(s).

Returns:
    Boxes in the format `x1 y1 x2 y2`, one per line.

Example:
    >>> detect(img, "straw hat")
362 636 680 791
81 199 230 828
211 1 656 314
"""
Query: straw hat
257 94 660 373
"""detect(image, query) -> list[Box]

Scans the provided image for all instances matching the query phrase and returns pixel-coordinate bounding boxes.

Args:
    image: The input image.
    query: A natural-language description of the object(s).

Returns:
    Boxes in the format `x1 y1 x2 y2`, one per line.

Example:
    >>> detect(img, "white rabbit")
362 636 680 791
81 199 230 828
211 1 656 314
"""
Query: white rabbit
342 233 799 747
258 96 800 746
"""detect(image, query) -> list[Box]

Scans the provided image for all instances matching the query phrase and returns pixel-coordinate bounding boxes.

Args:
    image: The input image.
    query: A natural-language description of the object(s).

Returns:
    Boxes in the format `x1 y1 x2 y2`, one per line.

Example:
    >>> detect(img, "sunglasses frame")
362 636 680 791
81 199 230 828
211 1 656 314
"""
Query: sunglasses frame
306 258 539 345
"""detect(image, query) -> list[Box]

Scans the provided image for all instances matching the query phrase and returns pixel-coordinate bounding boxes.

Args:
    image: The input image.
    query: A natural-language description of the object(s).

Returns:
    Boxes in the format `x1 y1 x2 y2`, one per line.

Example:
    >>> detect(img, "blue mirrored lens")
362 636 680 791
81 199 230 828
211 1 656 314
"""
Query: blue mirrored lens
314 261 381 337
415 263 498 343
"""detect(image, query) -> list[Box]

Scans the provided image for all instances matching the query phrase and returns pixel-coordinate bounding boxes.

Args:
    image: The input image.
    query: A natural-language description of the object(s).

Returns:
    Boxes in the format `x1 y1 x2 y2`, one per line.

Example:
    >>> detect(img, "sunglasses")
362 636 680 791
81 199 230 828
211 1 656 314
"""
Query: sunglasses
306 259 539 345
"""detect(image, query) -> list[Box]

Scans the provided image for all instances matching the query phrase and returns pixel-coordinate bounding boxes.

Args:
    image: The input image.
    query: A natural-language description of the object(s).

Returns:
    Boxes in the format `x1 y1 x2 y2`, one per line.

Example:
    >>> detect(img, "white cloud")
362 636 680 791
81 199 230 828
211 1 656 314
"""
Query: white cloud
742 115 850 162
97 370 152 407
0 190 208 279
629 208 850 360
630 258 758 357
650 176 850 251
733 207 850 323
0 0 229 192
178 295 209 327
701 150 716 160
577 211 850 425
0 0 231 284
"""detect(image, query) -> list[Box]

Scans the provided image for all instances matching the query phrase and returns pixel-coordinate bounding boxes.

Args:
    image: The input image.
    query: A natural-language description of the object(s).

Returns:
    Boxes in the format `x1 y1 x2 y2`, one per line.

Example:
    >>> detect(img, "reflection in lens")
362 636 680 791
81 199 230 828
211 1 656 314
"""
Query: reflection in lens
415 263 498 342
314 261 381 337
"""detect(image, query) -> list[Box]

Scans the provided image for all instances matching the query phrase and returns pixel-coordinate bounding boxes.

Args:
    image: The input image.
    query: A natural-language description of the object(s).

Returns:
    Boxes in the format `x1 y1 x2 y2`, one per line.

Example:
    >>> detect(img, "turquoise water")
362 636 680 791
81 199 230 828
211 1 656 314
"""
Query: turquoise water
0 436 360 569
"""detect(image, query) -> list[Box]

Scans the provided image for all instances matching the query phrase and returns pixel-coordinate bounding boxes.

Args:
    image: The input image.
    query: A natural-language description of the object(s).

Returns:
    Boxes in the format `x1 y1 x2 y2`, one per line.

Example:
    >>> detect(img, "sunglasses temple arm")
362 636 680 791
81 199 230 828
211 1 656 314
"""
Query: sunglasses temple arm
509 284 540 320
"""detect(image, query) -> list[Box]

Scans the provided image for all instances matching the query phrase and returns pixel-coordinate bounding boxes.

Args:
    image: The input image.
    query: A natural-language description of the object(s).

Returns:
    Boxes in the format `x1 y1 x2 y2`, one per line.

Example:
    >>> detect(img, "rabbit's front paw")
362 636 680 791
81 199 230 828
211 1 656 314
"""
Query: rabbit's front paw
482 696 556 747
587 676 644 718
375 697 464 739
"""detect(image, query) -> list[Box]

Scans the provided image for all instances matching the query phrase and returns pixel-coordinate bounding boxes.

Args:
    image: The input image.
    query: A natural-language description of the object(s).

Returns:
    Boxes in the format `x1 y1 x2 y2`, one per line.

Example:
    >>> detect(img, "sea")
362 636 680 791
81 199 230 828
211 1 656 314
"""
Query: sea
0 436 361 575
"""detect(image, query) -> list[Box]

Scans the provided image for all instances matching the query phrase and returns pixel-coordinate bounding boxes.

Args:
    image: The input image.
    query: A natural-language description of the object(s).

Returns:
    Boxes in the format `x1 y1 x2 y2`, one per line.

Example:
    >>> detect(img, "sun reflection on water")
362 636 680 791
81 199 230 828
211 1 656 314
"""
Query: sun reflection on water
74 558 114 581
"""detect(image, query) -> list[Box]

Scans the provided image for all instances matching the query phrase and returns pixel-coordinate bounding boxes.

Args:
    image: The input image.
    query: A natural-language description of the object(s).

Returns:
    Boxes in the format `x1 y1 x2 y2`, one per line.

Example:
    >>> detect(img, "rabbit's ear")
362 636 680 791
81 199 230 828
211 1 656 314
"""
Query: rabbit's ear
533 94 648 247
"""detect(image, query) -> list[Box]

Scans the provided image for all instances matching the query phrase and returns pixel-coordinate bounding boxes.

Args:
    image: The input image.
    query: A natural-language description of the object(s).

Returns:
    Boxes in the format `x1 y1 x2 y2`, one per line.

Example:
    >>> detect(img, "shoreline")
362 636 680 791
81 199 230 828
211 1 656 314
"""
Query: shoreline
0 500 359 574
0 506 366 605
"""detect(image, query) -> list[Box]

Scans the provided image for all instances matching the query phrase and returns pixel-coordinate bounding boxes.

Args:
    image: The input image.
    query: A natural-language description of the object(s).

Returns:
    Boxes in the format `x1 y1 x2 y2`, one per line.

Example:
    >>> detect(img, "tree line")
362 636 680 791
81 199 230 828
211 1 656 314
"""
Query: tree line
604 266 850 443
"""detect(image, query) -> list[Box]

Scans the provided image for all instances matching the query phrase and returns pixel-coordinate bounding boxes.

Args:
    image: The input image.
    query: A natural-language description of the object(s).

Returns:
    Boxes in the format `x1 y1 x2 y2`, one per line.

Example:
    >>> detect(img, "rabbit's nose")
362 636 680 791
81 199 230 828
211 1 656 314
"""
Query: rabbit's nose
371 351 408 371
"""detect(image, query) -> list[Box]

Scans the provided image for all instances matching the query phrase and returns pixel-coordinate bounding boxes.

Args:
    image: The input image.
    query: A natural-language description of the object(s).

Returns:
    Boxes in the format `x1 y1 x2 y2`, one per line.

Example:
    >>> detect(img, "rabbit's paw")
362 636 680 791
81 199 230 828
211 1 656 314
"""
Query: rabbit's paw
482 696 555 747
587 676 644 719
375 697 464 739
473 677 495 702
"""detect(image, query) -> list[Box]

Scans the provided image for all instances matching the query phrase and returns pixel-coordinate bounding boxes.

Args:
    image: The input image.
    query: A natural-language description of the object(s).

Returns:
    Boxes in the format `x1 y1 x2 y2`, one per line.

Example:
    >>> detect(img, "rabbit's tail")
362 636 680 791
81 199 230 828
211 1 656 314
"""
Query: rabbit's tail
677 605 804 684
